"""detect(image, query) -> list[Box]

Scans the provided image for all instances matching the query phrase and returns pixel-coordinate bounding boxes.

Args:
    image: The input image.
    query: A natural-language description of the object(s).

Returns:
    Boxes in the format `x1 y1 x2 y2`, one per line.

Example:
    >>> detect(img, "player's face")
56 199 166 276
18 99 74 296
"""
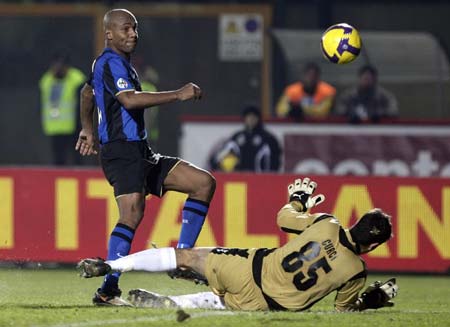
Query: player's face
359 242 381 254
109 15 139 55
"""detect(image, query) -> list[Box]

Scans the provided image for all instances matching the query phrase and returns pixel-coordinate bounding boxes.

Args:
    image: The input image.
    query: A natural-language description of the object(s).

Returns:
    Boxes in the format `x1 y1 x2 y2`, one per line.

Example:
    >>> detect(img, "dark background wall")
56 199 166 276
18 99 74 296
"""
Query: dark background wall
273 0 450 120
0 16 94 165
134 16 262 156
0 1 449 165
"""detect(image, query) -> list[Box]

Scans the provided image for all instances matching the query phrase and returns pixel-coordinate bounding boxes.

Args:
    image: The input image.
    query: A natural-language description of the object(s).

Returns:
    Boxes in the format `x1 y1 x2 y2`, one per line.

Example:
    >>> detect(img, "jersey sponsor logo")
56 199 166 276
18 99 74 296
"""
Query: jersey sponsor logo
116 78 129 89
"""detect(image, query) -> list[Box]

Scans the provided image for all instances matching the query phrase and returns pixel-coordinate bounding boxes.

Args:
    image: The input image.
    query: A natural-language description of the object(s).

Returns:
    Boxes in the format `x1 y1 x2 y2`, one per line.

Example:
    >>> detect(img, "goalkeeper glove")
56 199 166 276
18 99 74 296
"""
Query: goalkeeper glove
357 278 398 310
287 177 325 212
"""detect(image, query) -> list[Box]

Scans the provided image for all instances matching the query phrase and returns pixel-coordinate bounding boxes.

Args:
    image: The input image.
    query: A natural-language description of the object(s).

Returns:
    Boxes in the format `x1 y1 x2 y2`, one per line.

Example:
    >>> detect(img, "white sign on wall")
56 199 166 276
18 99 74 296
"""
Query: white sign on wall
180 120 450 176
218 14 263 62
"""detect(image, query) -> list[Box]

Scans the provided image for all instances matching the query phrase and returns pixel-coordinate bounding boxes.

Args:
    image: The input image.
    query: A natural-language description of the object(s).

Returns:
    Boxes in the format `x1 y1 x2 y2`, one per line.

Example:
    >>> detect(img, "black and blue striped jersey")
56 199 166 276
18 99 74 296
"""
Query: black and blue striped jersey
91 48 147 144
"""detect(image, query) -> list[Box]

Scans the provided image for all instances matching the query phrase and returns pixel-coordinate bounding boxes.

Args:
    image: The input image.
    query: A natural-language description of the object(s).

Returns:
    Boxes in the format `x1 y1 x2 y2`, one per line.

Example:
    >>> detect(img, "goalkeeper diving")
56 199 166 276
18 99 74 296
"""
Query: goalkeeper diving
78 177 398 311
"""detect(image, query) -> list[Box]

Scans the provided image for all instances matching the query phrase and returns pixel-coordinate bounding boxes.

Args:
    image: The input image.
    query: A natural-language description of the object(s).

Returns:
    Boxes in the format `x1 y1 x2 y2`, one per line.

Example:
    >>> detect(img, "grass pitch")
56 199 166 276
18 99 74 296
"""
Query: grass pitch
0 268 449 327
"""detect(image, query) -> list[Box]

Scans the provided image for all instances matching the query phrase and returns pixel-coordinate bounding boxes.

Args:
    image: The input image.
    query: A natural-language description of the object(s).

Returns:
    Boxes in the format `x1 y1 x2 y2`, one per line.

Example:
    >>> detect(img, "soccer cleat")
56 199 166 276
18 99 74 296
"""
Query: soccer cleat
128 289 178 308
167 267 209 286
93 288 133 307
77 258 112 278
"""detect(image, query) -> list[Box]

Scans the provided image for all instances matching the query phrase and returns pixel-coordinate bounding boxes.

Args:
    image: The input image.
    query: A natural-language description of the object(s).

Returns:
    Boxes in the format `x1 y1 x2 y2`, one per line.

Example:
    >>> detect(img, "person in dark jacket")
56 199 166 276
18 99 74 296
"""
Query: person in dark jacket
336 65 398 123
210 105 281 172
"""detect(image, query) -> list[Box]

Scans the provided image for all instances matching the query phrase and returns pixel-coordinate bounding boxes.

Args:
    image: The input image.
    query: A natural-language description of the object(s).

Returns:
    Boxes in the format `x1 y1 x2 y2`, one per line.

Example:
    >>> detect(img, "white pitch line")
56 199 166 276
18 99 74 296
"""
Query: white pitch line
32 314 174 327
301 310 450 315
399 309 450 314
33 310 241 327
31 308 450 327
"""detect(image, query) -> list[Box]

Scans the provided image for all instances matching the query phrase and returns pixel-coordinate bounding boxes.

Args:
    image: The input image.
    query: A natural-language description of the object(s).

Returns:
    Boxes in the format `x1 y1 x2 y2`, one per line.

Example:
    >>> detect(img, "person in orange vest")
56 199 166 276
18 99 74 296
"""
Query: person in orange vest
276 62 336 120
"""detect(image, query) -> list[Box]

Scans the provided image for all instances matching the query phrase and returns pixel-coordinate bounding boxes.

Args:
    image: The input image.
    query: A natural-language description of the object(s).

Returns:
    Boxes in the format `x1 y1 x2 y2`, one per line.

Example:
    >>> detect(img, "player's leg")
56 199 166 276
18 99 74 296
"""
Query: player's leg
95 141 148 305
175 247 212 276
125 248 225 309
167 292 226 310
128 289 226 310
79 248 225 309
163 161 216 248
79 247 213 277
80 248 261 310
95 192 145 305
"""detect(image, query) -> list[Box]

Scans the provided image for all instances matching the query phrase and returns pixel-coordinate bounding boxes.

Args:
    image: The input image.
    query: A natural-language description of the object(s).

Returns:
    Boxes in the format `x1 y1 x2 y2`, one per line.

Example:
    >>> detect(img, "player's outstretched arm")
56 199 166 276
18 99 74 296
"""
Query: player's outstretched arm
335 278 398 312
117 82 202 110
75 83 98 156
334 276 365 312
277 177 326 233
276 205 316 234
354 278 398 311
287 177 325 213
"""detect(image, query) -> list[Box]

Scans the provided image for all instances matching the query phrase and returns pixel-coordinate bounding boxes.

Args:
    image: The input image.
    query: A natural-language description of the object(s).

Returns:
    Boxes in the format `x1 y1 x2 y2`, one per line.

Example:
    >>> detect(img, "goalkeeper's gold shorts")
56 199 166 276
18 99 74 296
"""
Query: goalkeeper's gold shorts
205 248 268 311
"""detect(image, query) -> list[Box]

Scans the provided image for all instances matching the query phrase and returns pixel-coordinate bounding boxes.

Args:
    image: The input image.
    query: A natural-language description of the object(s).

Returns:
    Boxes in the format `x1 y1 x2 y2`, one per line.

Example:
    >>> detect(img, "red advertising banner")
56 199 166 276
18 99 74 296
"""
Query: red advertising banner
0 168 449 273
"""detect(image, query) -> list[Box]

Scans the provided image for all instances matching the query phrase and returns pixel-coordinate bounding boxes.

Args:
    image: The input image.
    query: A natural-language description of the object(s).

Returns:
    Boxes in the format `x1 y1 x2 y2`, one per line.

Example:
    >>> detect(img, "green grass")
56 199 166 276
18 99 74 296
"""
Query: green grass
0 268 449 327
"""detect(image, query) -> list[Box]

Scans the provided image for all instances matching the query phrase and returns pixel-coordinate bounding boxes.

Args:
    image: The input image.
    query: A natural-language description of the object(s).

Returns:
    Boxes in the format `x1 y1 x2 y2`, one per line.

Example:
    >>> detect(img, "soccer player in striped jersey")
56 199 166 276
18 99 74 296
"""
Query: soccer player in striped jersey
75 8 215 306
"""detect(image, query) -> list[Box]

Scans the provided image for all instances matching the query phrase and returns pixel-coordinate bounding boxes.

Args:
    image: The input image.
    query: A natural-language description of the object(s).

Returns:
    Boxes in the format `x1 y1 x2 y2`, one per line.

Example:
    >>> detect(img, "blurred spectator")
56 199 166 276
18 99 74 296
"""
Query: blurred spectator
336 65 399 123
139 65 160 149
210 105 281 172
39 52 85 165
276 62 336 120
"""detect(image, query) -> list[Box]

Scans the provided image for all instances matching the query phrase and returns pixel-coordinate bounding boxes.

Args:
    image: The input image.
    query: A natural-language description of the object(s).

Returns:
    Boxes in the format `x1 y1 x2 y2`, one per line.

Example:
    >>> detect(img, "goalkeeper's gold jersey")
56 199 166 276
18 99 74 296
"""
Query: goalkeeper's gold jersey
254 205 366 311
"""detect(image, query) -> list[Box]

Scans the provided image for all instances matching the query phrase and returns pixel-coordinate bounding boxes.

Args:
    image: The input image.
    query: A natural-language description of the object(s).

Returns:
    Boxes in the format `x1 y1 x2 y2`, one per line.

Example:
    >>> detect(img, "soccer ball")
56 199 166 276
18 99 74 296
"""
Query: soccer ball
321 23 361 64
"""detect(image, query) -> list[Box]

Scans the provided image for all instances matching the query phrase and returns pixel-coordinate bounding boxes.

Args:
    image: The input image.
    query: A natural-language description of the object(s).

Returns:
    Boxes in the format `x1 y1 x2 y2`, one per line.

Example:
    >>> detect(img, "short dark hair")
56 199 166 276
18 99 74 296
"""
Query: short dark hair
358 65 378 77
303 62 321 75
52 50 70 65
350 208 392 246
241 104 261 118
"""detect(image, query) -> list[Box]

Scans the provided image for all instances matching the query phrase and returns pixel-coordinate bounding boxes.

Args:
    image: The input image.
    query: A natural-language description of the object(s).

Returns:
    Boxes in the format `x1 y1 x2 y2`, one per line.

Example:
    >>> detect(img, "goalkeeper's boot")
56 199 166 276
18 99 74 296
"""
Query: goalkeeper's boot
93 287 133 307
77 258 111 278
128 289 178 308
167 267 209 286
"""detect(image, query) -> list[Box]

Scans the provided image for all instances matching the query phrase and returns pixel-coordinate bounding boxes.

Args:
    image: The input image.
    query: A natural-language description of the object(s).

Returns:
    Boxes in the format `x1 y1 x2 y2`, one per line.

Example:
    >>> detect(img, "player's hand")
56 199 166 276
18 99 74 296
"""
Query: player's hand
75 129 98 156
287 177 325 212
357 278 398 310
177 83 202 101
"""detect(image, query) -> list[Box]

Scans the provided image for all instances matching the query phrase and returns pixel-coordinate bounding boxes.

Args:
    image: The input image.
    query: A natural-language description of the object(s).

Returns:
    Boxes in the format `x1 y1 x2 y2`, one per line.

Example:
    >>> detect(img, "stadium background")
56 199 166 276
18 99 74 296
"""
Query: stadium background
0 0 449 276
